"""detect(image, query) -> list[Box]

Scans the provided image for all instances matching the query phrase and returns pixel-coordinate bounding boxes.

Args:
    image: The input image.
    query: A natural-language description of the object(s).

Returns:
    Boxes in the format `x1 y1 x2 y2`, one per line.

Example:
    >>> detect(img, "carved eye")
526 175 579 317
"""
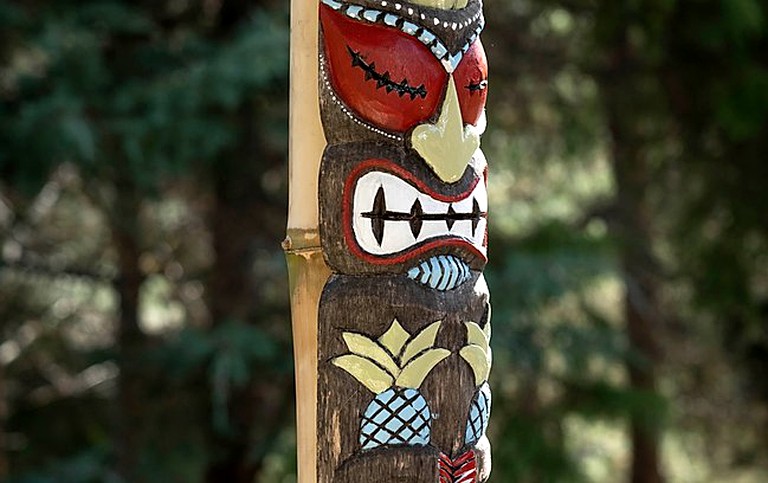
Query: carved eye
320 4 447 132
453 40 488 126
466 79 488 93
348 47 428 101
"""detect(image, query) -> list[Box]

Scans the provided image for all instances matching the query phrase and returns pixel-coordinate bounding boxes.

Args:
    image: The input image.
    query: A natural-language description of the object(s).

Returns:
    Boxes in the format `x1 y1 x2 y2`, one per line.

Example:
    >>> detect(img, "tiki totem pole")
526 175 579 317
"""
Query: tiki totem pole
314 0 492 481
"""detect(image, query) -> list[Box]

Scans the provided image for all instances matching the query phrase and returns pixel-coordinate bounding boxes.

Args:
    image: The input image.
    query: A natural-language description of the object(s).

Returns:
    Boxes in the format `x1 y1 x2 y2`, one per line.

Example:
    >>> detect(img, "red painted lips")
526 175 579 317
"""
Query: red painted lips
344 158 488 267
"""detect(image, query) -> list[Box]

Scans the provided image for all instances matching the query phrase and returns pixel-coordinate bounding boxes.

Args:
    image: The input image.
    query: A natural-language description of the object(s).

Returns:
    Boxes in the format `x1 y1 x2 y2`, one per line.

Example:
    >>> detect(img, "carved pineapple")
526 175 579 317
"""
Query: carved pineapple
332 319 450 449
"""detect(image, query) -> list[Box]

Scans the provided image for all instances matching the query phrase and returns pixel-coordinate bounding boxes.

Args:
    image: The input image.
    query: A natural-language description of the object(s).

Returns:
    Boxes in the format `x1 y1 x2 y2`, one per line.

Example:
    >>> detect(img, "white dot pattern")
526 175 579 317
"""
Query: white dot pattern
319 55 403 141
321 0 486 74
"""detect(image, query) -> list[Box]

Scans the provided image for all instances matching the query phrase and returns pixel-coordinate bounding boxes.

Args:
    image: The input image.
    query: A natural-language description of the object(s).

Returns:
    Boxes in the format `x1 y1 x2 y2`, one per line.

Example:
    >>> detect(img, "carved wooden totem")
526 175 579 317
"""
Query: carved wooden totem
316 0 491 481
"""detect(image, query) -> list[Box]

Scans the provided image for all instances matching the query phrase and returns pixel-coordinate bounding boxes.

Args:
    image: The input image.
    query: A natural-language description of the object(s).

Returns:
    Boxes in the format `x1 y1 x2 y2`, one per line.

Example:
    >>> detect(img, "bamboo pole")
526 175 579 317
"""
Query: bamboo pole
285 0 328 482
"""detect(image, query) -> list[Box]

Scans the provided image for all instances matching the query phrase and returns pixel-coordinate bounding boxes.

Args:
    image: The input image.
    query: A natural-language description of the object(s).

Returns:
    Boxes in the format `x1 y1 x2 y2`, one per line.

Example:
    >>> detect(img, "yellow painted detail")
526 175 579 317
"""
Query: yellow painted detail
342 333 400 377
409 0 469 9
332 354 395 393
378 318 410 357
401 320 442 364
333 319 450 393
465 321 489 353
411 76 480 183
460 321 492 385
459 345 490 386
396 349 451 388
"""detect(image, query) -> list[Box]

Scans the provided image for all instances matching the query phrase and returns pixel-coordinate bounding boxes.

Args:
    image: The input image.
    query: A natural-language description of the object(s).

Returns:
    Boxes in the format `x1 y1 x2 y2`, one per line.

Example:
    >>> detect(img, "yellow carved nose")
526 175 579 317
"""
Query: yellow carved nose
411 76 480 184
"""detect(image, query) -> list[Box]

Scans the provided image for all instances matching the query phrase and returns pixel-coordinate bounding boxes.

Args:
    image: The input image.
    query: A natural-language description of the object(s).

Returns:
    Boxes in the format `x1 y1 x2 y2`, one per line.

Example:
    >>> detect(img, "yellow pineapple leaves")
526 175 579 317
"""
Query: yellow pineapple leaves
400 321 442 364
332 355 394 394
397 348 450 388
459 321 492 386
341 333 400 376
332 319 449 393
379 319 411 357
334 318 491 391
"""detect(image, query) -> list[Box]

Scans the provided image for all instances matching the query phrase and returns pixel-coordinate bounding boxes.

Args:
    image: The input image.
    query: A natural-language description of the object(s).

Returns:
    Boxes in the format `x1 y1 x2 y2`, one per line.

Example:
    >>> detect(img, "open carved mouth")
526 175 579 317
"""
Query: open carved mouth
349 163 487 261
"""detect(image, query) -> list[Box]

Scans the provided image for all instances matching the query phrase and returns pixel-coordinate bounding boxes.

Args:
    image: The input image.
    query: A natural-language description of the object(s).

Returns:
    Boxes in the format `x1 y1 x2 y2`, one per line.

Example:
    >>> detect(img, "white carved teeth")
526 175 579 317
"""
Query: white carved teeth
352 171 487 257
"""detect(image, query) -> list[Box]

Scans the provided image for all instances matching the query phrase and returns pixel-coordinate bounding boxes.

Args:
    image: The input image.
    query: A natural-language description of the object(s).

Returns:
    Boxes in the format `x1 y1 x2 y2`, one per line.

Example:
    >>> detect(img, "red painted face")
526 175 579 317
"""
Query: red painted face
454 40 488 126
320 5 488 134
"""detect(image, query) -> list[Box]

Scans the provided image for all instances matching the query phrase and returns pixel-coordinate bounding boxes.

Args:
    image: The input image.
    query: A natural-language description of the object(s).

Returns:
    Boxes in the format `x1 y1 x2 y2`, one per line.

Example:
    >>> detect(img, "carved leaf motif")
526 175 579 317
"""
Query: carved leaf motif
342 332 400 376
332 354 395 393
378 318 410 358
465 321 489 353
460 320 492 386
459 345 490 386
401 320 443 364
396 348 451 388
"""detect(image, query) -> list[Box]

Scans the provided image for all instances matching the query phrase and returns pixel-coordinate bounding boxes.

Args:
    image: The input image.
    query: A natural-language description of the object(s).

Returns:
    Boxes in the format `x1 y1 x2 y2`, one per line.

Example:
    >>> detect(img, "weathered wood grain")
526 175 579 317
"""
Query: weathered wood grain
314 0 492 481
318 273 491 482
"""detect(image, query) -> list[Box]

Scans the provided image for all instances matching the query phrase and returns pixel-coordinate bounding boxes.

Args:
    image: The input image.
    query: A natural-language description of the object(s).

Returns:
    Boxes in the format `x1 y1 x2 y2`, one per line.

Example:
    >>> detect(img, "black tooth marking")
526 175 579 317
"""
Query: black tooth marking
446 206 456 230
471 198 481 236
362 188 487 241
410 199 423 238
371 186 386 246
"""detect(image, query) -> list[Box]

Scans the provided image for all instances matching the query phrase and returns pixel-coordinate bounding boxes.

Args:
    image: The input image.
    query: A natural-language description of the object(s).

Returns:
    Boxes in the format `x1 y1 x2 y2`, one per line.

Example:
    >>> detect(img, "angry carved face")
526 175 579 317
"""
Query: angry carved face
319 0 488 184
318 0 490 287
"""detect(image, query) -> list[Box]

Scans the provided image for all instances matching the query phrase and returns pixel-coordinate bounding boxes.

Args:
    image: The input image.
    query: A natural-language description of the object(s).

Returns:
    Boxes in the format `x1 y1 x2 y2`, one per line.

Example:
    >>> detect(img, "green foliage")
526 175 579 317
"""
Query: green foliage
493 410 582 483
6 447 114 483
0 0 289 193
1 1 294 481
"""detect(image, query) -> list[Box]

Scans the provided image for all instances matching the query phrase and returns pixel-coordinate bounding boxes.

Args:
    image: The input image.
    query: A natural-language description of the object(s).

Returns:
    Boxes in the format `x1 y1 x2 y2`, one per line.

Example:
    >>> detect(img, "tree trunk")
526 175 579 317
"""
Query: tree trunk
611 126 664 483
111 179 146 483
205 173 262 483
0 363 8 479
200 2 294 480
204 104 290 483
598 29 665 483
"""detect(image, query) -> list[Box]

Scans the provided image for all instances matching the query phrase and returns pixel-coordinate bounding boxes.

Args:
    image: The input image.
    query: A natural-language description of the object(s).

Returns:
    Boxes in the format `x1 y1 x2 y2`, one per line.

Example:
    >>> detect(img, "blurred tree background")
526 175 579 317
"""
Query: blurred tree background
0 0 766 482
